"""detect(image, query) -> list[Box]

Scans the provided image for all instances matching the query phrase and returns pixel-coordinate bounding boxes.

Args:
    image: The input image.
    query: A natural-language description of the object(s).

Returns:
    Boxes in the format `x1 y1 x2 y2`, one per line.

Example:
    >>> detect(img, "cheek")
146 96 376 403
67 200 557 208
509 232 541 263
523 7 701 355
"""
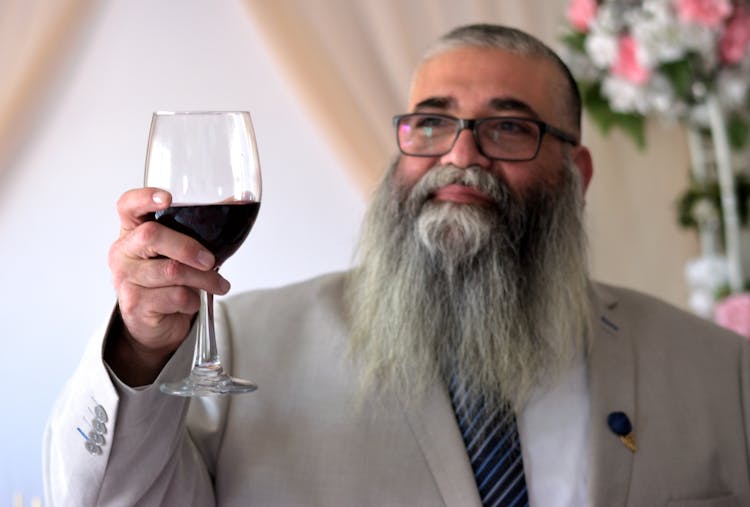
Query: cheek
500 168 549 196
496 156 566 197
395 155 438 189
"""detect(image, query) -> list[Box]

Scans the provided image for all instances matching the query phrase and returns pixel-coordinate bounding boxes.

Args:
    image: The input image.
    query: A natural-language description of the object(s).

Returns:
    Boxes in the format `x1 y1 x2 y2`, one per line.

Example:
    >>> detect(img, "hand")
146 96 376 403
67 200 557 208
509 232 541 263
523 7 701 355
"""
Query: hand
105 188 231 385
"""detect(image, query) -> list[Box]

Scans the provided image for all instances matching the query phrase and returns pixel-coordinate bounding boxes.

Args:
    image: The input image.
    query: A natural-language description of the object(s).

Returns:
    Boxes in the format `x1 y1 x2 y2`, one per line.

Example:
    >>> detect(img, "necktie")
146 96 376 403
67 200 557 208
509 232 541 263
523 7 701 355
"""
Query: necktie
449 377 529 507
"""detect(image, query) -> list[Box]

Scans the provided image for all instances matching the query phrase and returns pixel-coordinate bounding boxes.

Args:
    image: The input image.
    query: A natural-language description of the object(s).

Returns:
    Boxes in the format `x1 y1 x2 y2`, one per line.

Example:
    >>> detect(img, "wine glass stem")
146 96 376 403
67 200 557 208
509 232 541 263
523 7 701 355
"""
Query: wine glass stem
193 289 222 371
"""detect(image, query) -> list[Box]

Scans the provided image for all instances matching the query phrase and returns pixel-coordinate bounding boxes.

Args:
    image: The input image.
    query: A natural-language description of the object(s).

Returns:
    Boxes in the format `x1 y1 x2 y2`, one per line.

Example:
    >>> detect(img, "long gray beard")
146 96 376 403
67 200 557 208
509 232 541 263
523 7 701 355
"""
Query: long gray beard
345 159 591 411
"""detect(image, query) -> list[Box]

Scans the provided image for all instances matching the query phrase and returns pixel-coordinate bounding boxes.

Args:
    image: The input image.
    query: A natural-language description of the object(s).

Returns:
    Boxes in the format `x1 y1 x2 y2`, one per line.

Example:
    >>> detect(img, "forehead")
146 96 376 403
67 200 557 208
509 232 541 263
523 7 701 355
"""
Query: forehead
408 46 562 120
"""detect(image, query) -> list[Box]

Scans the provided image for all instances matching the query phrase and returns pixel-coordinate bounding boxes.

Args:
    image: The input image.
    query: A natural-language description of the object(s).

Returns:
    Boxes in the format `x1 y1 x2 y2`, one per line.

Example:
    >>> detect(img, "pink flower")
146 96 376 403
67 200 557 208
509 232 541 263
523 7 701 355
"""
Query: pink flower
611 35 652 85
567 0 598 32
714 293 750 339
719 4 750 63
674 0 733 28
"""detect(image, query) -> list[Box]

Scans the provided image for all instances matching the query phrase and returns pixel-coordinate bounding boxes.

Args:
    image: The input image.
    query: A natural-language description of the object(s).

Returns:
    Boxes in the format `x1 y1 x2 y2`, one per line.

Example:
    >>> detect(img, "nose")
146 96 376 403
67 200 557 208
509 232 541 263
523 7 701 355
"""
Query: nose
440 128 491 169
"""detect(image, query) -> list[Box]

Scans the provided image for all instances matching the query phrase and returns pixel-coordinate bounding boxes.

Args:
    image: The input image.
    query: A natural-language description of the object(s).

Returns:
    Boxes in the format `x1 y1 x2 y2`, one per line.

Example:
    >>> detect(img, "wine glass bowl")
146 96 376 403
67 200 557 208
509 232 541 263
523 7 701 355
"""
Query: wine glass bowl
144 111 261 396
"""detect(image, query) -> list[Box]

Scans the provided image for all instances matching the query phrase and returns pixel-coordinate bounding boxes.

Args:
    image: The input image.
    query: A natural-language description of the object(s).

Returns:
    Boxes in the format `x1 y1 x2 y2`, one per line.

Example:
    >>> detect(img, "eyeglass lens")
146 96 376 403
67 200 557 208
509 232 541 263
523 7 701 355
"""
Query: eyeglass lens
396 114 541 160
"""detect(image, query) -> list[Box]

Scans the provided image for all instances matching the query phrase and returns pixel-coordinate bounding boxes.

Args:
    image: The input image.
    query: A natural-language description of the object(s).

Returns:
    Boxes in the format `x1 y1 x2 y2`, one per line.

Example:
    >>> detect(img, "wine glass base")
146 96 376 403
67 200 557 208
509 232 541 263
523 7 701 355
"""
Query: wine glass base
160 367 257 397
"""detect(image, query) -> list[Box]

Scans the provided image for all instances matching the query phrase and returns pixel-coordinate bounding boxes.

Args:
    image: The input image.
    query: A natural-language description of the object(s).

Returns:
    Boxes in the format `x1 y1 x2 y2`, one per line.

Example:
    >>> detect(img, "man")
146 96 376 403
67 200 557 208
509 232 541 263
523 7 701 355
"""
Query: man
44 24 750 506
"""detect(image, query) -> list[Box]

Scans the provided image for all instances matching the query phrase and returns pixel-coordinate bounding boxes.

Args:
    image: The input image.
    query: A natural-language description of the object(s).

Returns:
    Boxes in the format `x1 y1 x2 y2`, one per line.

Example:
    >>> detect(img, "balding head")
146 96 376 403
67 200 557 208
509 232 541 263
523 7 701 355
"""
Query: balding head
417 24 582 137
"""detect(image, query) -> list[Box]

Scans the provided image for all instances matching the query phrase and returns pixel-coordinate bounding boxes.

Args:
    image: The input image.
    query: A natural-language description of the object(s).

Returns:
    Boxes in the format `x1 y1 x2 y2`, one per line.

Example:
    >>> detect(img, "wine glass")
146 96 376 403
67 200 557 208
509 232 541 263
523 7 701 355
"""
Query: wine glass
144 111 261 396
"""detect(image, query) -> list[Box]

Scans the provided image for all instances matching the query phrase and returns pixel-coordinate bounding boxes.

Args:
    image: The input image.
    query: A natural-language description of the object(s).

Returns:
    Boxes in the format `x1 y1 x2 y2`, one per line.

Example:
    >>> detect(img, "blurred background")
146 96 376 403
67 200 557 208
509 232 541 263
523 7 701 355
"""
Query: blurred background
0 0 709 502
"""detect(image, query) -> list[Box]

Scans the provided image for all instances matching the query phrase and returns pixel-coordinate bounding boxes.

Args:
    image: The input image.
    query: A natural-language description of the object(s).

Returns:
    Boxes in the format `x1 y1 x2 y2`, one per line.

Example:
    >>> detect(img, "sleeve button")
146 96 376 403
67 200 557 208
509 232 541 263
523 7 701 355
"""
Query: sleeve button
94 405 108 423
85 441 102 455
92 419 106 434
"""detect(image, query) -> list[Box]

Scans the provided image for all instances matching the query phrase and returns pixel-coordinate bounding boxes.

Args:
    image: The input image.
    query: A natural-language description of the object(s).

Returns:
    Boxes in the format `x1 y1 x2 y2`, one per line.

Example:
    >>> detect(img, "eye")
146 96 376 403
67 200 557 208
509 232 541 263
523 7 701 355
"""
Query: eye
501 119 533 133
483 118 537 140
414 115 452 129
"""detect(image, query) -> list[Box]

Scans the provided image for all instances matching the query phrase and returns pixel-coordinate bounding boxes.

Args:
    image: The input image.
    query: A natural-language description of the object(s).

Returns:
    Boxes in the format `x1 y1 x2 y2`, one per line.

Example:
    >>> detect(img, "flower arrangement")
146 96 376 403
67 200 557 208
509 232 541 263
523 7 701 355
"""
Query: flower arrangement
562 0 750 338
561 0 750 149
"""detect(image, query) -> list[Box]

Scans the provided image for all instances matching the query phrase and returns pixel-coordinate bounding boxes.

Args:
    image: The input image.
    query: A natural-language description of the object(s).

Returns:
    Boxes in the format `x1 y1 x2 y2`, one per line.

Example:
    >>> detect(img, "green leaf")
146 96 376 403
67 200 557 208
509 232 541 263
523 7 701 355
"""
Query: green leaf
715 284 732 301
659 59 695 101
562 32 587 53
580 83 616 132
727 114 749 150
580 82 646 148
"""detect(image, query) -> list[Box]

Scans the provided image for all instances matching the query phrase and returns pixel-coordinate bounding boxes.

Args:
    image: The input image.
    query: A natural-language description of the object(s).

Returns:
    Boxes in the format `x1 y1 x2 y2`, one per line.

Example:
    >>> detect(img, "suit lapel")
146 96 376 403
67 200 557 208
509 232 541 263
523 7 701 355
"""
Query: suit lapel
587 283 636 506
401 385 482 507
398 283 636 507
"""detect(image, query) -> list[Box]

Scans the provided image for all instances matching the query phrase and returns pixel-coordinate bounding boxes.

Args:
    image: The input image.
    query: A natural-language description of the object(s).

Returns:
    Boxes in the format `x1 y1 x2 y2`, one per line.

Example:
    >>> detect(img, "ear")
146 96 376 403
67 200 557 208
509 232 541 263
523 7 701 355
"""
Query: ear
571 144 593 193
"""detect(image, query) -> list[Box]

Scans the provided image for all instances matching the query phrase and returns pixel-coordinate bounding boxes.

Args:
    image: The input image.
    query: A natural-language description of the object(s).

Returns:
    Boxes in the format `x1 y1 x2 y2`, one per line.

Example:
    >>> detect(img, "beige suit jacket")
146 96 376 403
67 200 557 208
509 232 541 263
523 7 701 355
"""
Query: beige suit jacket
44 272 750 506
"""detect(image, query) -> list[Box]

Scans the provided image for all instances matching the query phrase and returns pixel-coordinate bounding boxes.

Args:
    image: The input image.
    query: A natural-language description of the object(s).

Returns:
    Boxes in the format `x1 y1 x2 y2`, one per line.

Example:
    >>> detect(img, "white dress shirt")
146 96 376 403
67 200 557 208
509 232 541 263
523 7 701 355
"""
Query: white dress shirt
518 352 590 507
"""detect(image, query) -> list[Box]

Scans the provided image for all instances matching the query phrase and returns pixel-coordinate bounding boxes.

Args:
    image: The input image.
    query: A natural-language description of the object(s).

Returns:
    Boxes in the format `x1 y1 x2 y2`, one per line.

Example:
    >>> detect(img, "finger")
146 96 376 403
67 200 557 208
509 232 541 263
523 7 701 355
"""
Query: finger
123 256 231 295
117 221 216 271
117 188 173 233
119 282 202 318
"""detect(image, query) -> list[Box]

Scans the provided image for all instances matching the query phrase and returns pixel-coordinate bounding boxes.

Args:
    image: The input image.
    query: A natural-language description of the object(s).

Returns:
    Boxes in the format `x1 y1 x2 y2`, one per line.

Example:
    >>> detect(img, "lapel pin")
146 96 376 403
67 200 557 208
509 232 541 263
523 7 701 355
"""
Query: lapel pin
607 411 637 453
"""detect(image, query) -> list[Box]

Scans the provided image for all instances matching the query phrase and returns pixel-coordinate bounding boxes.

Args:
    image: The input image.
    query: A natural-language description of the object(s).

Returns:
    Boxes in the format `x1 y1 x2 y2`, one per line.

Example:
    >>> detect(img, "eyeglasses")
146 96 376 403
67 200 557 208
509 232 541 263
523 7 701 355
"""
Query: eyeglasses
393 113 578 161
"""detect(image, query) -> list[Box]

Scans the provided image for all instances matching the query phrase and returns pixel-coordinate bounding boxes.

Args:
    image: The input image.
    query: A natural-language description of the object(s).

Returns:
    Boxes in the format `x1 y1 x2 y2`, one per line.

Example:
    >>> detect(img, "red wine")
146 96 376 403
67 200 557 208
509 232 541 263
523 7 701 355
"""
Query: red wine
154 202 260 266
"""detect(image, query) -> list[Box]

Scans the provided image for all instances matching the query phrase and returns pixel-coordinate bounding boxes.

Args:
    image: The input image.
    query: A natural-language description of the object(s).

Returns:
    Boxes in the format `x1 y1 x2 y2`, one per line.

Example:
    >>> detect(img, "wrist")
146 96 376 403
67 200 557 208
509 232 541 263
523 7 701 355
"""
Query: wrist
103 306 175 387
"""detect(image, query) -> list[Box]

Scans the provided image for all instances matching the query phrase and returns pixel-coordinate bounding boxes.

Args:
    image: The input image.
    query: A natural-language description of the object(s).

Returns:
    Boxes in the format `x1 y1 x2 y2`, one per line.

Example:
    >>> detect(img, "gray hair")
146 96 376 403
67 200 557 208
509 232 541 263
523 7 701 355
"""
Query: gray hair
420 24 582 134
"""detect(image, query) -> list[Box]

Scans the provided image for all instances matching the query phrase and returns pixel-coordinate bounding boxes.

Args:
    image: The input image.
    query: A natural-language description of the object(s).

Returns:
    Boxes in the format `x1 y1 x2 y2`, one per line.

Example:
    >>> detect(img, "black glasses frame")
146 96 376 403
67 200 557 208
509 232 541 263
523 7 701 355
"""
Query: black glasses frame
393 113 579 161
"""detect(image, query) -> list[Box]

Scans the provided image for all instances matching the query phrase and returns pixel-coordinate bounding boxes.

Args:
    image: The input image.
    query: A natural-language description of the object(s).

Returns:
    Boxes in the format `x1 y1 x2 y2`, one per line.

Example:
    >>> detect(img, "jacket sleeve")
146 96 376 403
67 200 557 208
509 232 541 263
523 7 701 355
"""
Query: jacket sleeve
42 308 217 507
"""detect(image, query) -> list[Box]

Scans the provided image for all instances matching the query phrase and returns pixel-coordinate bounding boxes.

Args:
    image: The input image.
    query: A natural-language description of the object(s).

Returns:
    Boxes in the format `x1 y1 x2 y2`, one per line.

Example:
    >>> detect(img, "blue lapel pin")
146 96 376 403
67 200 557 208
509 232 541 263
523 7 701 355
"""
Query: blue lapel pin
607 411 637 452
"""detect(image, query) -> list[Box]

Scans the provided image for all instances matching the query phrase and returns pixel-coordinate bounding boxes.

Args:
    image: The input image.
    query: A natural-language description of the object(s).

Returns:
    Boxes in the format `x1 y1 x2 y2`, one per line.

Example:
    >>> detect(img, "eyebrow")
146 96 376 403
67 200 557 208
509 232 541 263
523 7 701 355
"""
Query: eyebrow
413 96 541 118
413 97 452 110
488 97 540 118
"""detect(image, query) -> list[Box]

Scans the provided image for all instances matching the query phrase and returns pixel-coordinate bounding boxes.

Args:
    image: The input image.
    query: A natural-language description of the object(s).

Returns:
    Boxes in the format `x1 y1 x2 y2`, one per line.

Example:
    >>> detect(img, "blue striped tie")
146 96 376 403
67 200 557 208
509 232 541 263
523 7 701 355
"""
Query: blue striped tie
449 377 529 507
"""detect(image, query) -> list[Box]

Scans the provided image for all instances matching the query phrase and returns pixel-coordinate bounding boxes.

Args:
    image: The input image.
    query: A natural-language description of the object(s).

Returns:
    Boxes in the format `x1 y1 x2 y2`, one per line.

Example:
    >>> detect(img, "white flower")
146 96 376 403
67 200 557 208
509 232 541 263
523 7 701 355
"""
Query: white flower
685 254 729 289
601 72 683 116
602 75 650 113
630 1 688 65
645 73 680 115
689 289 717 318
585 25 619 68
685 254 728 318
692 198 720 225
717 68 750 109
590 3 622 32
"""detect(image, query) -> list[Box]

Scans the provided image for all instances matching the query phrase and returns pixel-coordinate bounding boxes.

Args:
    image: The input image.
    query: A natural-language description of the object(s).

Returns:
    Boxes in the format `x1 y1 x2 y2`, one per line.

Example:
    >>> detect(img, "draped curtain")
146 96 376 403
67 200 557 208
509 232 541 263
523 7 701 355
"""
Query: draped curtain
241 0 569 194
0 0 95 175
0 0 696 307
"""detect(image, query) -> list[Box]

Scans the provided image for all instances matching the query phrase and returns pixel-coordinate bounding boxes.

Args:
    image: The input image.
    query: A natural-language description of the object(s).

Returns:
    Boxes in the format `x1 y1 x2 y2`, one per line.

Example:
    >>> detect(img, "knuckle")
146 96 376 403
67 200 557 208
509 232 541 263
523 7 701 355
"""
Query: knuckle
110 269 124 289
108 241 125 272
161 259 183 282
115 193 128 214
135 221 160 245
117 288 140 316
108 240 137 289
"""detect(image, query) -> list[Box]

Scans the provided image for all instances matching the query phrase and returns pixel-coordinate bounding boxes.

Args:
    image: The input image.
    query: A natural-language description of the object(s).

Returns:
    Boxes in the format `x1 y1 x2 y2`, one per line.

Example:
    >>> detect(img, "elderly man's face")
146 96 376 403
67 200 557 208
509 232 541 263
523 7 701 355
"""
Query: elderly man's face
395 46 592 202
349 45 595 408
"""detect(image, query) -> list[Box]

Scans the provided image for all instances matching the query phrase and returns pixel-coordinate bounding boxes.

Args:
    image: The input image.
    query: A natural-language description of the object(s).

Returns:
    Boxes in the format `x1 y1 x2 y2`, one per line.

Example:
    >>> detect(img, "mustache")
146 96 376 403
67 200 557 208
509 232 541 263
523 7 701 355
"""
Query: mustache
404 164 510 213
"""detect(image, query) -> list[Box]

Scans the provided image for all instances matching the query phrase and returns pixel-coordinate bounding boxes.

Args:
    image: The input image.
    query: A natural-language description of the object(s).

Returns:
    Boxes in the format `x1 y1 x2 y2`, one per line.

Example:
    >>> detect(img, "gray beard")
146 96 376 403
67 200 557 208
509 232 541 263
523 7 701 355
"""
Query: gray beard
345 159 591 411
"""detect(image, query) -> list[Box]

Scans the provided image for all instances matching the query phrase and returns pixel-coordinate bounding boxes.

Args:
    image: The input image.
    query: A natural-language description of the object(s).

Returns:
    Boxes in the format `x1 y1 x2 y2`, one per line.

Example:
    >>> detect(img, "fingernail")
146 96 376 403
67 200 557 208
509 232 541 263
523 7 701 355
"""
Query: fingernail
219 277 231 294
197 250 215 268
152 191 168 204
